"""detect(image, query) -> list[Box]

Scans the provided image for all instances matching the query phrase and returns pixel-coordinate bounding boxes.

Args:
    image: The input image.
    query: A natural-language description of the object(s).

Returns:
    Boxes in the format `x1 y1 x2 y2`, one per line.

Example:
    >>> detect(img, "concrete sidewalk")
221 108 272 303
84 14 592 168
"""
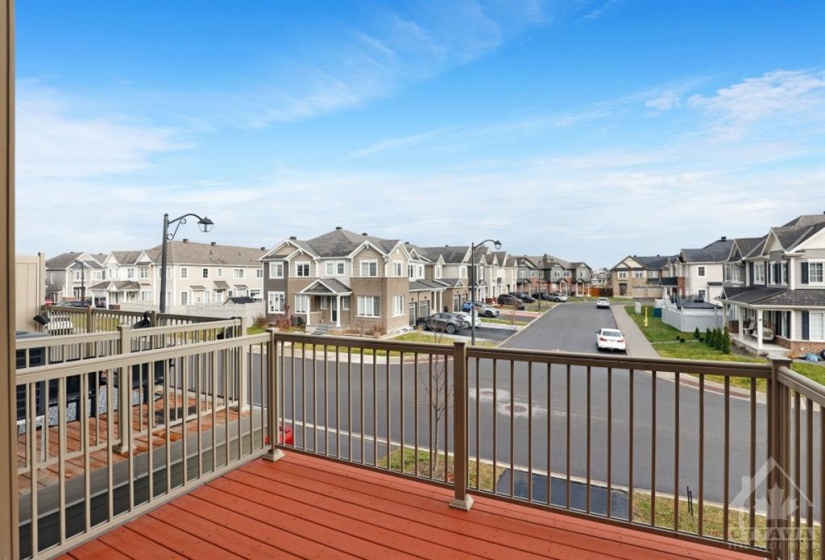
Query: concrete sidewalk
610 303 659 359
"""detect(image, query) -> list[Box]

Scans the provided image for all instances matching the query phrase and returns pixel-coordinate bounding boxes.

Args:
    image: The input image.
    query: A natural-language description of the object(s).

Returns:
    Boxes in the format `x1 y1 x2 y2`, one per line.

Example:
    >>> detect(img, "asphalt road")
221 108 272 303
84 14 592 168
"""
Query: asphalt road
247 305 819 520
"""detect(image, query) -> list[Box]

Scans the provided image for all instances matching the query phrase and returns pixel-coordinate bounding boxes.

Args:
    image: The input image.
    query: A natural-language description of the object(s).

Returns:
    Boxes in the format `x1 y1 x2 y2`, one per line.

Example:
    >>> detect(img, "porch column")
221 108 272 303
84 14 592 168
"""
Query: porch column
756 309 764 352
335 294 341 328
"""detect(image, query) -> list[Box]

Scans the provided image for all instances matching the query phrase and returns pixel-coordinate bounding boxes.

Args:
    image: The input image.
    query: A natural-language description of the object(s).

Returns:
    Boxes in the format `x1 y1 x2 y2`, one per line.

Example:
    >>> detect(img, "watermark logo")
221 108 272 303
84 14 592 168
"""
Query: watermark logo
730 458 814 546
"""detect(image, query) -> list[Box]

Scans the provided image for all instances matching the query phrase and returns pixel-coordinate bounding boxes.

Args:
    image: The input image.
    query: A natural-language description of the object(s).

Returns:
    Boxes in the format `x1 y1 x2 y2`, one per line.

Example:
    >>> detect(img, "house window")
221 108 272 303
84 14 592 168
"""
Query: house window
357 296 380 317
698 266 706 277
418 265 423 277
202 268 209 279
269 262 284 279
360 261 378 277
325 261 344 275
460 266 467 278
296 263 310 277
408 264 415 279
342 296 350 310
809 262 824 283
141 291 152 301
180 291 189 305
781 263 788 284
268 291 285 313
435 265 442 279
180 267 188 279
393 261 403 277
233 268 245 279
649 271 659 279
634 271 644 278
698 289 706 301
139 268 149 279
127 267 135 279
392 295 404 317
257 269 263 278
617 271 628 279
810 312 825 340
754 263 765 283
295 294 309 314
217 268 223 277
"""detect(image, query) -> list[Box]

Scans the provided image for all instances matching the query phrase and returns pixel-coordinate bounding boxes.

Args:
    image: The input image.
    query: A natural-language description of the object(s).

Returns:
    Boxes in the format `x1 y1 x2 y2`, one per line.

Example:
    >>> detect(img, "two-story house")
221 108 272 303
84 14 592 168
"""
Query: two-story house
721 214 825 356
44 252 107 304
263 228 442 334
677 237 734 306
609 255 672 298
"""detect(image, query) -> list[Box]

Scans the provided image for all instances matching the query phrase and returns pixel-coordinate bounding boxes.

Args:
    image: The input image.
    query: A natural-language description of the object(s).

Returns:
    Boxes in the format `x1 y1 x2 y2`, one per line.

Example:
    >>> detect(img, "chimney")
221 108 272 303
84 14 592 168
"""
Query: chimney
362 232 368 236
336 226 342 230
289 236 297 240
721 236 727 241
183 239 189 243
260 246 266 251
211 241 217 246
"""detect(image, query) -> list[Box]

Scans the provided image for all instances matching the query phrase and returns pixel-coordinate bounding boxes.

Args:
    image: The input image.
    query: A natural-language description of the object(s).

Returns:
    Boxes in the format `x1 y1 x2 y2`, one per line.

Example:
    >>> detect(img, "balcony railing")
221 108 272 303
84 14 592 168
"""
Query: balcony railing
13 328 823 559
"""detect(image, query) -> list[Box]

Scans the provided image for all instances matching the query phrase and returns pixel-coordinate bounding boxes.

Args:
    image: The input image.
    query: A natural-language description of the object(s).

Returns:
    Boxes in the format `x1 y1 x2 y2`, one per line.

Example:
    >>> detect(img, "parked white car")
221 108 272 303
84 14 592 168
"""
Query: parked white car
596 297 611 309
596 328 626 352
451 311 482 329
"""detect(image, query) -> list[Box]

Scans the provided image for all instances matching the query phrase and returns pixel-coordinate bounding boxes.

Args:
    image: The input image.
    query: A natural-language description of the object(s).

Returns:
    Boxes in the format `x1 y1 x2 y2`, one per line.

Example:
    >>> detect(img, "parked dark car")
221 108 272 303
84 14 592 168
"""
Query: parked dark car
518 293 534 303
497 294 525 309
416 312 463 334
534 292 553 301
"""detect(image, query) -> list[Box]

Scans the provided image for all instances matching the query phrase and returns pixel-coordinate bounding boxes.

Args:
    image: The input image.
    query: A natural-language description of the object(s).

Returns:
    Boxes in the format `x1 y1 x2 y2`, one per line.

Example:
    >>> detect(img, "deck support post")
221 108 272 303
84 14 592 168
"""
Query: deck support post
450 342 474 511
265 329 284 462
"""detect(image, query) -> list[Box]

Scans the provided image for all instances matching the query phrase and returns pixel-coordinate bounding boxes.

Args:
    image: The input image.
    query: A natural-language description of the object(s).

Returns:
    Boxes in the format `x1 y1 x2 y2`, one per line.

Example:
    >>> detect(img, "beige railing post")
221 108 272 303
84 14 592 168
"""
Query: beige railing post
116 324 133 453
0 1 18 557
236 317 250 412
767 357 792 560
450 342 473 511
265 329 284 462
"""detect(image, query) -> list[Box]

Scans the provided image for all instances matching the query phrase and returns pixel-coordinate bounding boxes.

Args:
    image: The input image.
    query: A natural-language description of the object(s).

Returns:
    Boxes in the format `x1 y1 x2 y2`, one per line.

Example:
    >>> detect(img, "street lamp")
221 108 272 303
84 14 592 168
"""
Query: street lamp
470 238 502 346
74 259 89 304
159 212 214 313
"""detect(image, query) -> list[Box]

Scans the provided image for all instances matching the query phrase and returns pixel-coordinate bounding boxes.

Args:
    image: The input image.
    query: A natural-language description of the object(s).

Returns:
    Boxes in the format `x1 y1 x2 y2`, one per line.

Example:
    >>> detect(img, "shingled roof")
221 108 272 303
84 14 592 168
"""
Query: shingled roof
299 227 402 258
681 238 735 263
146 241 265 266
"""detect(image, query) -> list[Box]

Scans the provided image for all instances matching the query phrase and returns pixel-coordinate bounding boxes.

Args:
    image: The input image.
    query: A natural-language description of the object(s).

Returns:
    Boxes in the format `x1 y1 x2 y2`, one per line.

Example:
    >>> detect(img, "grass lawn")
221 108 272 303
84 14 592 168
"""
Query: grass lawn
623 305 825 391
378 447 505 492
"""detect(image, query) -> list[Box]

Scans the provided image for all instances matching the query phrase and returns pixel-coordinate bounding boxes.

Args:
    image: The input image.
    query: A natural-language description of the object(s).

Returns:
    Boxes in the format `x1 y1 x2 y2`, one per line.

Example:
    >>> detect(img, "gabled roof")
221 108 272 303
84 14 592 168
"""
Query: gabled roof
304 228 402 258
409 279 449 292
728 237 765 261
632 255 671 270
723 287 825 308
680 238 734 263
146 241 266 266
108 250 148 266
300 278 352 295
419 246 469 264
782 214 825 227
768 222 825 253
46 252 99 270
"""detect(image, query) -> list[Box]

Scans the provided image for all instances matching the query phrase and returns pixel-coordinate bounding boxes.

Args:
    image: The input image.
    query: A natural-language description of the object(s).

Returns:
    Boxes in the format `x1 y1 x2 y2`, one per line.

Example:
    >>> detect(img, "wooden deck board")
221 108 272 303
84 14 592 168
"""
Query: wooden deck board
60 453 761 560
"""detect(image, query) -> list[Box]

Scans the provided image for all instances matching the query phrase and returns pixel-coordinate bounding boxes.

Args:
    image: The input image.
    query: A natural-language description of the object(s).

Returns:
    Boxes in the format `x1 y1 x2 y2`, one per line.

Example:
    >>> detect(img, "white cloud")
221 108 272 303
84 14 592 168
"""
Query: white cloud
17 81 188 179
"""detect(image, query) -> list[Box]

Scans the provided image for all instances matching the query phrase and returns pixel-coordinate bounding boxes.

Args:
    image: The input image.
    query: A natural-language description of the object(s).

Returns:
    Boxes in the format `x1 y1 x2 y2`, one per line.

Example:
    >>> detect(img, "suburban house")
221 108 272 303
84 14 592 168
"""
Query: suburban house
609 254 673 298
676 237 735 306
44 241 266 310
590 267 611 289
44 252 107 304
417 245 472 312
261 228 446 334
721 214 825 356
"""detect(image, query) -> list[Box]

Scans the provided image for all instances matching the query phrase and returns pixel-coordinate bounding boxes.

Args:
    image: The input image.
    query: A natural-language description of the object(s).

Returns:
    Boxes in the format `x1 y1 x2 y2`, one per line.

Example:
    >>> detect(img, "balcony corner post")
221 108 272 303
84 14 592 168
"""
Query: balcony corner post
116 324 133 454
265 329 284 462
449 342 473 511
236 316 250 412
766 357 792 560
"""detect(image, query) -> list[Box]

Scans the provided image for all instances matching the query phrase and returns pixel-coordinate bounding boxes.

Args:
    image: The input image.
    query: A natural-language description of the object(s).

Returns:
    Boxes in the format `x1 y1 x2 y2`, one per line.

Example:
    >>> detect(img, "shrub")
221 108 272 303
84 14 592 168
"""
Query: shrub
694 327 700 339
253 314 268 329
705 328 712 347
722 327 731 354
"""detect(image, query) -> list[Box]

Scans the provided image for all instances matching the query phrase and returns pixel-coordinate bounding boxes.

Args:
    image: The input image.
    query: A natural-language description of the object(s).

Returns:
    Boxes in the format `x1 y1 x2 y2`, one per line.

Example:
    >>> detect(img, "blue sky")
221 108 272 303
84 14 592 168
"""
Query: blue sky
14 0 825 267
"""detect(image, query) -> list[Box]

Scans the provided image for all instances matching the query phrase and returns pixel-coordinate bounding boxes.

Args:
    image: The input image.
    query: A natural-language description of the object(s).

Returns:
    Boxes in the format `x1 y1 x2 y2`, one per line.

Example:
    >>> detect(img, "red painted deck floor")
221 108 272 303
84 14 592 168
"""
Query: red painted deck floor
60 452 758 560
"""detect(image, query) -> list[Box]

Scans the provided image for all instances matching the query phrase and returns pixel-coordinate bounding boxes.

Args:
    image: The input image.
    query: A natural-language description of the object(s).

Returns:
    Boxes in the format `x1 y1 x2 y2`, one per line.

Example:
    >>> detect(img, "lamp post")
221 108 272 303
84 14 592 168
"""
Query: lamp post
470 238 502 346
159 212 214 313
74 259 88 304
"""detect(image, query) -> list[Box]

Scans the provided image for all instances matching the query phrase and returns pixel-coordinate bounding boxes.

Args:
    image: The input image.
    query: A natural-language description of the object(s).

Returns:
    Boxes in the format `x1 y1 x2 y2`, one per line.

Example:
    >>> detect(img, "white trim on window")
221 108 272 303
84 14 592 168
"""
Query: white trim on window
357 295 380 317
267 291 285 313
295 294 309 314
269 261 284 279
392 295 404 317
295 262 310 277
360 260 378 277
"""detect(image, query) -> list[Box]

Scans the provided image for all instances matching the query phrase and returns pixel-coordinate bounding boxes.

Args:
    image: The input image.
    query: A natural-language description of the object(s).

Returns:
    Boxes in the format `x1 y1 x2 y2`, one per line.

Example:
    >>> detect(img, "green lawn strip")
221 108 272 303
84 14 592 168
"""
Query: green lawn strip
623 305 825 391
631 491 821 558
378 447 506 492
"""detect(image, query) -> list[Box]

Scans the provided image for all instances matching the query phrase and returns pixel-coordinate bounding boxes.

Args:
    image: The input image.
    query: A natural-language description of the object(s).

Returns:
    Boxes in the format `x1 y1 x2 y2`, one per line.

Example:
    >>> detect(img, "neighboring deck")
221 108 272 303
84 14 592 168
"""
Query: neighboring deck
59 452 757 560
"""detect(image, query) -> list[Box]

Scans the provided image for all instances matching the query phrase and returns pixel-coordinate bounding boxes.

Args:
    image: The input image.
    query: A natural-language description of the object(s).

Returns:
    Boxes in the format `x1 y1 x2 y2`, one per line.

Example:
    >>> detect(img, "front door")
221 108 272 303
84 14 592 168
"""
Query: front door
331 298 338 323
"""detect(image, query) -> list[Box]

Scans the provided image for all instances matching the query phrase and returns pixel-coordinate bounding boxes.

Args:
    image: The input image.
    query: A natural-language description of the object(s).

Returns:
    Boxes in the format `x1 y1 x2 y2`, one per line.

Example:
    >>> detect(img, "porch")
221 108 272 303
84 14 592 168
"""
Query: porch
58 452 755 560
10 319 824 560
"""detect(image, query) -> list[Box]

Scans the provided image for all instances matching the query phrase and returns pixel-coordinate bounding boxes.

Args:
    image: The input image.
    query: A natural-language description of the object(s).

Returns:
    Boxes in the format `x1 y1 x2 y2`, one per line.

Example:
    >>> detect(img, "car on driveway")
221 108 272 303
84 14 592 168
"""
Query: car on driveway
596 328 626 352
596 297 611 309
534 292 552 301
416 313 463 334
461 301 481 312
549 293 568 302
451 311 481 329
473 303 500 318
497 294 525 309
517 293 535 303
